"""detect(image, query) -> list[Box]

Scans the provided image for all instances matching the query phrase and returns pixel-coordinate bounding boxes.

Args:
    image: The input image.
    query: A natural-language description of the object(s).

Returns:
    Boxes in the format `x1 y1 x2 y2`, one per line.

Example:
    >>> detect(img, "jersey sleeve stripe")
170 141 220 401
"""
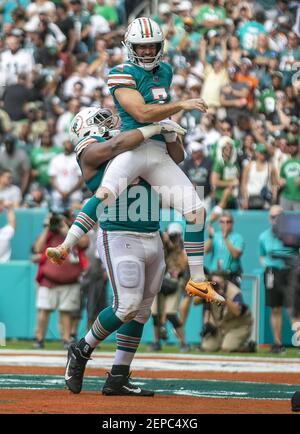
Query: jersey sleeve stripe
107 78 136 85
108 74 135 79
108 83 136 88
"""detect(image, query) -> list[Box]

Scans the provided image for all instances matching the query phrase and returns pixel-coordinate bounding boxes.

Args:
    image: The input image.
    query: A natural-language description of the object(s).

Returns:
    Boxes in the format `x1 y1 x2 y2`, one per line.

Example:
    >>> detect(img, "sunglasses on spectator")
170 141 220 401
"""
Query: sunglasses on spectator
220 220 232 224
222 127 232 132
270 215 280 220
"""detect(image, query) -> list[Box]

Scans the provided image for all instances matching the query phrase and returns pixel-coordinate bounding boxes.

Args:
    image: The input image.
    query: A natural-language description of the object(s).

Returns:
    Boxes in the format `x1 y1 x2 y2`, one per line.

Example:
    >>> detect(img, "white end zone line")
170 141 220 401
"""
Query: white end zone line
1 350 300 373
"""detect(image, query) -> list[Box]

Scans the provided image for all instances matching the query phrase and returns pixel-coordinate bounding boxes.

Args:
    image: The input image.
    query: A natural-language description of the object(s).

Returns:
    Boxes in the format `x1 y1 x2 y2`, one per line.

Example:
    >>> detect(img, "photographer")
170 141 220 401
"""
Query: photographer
32 211 88 349
200 272 254 353
259 205 298 354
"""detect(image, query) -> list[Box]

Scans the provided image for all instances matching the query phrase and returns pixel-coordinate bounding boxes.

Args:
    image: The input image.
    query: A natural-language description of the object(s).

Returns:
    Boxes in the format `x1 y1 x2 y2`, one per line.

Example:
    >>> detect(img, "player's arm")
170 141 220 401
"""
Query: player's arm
166 137 184 164
114 88 207 123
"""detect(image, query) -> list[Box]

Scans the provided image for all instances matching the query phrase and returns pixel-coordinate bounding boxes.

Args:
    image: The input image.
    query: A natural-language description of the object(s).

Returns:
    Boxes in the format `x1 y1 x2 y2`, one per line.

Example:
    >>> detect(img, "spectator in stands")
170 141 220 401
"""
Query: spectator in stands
150 223 189 352
23 182 49 208
200 38 229 108
259 205 298 353
219 65 250 124
55 97 81 145
2 72 34 123
278 138 300 211
0 168 22 207
240 143 278 210
206 211 245 287
30 130 61 191
0 133 31 196
183 141 213 211
200 271 254 353
0 33 35 87
0 203 16 263
210 136 240 220
48 137 83 213
32 211 88 349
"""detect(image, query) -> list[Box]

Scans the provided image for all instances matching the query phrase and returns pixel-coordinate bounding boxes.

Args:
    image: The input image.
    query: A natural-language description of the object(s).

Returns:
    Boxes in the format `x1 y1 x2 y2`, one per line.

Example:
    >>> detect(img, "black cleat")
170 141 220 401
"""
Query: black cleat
291 391 300 412
102 373 154 397
64 342 90 394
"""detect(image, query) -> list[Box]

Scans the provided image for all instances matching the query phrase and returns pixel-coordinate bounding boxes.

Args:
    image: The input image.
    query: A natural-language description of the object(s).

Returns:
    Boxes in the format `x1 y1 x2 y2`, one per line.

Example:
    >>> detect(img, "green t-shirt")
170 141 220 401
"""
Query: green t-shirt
93 5 118 24
212 160 239 202
279 156 300 201
30 146 62 187
195 5 226 34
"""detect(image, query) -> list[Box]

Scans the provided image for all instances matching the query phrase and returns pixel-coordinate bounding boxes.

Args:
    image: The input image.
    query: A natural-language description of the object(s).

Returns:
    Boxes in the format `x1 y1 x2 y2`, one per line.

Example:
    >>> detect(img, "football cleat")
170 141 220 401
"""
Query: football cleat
46 245 69 265
185 279 225 305
102 372 154 396
65 342 90 394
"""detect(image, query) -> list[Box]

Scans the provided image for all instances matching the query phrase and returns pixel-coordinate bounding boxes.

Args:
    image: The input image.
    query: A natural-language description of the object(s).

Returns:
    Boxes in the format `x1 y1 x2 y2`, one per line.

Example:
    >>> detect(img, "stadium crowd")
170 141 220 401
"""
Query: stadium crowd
0 0 300 352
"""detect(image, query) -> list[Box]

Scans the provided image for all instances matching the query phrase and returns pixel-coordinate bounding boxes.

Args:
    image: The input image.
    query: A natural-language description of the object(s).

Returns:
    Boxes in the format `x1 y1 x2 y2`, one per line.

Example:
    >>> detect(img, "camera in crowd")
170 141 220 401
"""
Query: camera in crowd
49 213 64 233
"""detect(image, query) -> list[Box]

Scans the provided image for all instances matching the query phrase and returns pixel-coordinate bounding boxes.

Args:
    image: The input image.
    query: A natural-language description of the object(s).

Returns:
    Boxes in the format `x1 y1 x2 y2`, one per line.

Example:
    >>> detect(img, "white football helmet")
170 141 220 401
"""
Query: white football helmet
69 107 119 148
124 17 164 71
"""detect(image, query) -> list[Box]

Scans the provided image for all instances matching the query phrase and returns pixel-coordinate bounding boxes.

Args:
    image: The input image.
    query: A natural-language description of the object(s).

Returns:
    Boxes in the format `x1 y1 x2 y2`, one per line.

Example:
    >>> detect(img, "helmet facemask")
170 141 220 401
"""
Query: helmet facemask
125 41 164 71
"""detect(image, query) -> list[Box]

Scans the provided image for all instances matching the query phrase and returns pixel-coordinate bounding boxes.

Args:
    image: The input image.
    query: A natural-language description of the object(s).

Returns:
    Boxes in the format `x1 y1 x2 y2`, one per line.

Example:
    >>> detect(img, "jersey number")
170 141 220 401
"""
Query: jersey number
151 87 168 102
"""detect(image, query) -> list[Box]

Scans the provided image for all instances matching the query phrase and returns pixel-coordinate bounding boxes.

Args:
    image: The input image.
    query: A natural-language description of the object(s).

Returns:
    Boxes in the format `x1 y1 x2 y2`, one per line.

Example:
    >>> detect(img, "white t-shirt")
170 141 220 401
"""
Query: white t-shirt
48 153 82 193
0 225 15 262
0 185 22 205
0 49 35 86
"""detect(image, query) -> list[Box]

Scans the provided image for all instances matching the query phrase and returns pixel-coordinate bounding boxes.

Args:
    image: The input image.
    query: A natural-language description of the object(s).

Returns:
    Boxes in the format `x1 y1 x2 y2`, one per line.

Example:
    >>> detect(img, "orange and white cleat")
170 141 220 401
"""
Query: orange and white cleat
46 245 69 265
185 279 225 305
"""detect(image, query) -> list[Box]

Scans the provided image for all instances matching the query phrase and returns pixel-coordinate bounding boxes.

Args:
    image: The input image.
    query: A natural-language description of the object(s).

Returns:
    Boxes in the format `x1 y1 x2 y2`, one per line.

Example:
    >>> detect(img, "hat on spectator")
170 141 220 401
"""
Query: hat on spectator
167 222 183 235
176 1 192 12
159 3 171 15
172 74 186 87
271 71 283 79
218 136 234 148
70 0 81 4
240 57 252 67
207 29 218 39
189 141 205 153
24 16 39 32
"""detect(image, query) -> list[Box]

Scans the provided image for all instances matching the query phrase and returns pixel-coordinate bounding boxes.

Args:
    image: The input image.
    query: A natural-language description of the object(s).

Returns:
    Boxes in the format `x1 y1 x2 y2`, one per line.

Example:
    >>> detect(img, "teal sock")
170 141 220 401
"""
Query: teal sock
113 320 144 366
85 306 123 348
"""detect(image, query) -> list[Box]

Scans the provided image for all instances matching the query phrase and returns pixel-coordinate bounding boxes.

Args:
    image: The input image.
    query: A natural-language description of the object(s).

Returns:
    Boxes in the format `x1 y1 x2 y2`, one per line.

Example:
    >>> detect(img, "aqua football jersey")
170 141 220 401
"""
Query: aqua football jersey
107 60 173 139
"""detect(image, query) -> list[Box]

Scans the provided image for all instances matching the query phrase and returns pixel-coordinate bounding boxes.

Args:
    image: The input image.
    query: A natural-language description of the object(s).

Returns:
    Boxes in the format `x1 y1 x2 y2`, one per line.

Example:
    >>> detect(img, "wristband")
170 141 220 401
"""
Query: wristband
164 132 177 143
137 124 161 140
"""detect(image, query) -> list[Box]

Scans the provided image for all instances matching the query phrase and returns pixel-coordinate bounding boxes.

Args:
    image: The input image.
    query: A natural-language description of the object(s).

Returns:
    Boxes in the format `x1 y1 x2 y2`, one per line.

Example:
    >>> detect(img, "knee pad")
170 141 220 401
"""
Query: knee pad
166 313 181 329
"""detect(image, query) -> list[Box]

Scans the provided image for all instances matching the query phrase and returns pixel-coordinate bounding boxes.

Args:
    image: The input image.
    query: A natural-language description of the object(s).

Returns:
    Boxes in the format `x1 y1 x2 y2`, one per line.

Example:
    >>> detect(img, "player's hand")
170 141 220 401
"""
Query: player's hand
156 119 187 136
181 98 208 113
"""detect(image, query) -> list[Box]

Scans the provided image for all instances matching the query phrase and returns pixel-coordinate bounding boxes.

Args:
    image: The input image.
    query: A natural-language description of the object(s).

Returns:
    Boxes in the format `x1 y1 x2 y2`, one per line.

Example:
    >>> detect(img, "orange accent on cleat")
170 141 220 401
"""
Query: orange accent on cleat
185 279 225 305
46 246 69 265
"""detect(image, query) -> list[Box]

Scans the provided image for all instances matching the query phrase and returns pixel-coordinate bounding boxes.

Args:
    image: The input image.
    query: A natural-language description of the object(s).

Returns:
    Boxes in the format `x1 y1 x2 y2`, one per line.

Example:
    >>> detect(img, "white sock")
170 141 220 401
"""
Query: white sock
63 225 85 249
113 349 135 366
188 257 205 282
